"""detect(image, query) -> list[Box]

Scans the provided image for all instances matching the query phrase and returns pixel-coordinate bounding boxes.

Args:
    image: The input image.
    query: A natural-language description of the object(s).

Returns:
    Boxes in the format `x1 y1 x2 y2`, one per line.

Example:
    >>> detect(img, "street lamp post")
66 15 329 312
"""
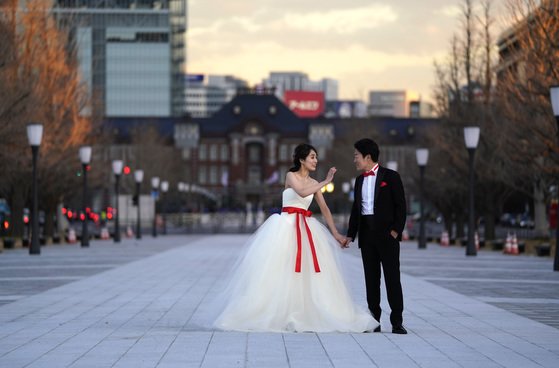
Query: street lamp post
112 160 123 243
27 124 43 255
151 177 160 237
464 126 481 256
548 86 559 271
134 170 144 240
178 182 185 228
416 149 429 249
161 181 169 235
79 146 92 247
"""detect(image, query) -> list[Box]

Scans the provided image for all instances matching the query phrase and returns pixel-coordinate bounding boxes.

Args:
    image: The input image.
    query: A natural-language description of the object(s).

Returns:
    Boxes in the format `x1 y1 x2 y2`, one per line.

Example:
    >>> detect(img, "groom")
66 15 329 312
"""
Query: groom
345 138 408 334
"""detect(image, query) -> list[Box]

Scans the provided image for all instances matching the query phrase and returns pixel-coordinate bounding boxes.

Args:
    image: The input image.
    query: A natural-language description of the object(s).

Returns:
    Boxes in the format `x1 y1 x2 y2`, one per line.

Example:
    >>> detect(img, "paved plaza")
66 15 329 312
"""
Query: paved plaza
0 235 558 367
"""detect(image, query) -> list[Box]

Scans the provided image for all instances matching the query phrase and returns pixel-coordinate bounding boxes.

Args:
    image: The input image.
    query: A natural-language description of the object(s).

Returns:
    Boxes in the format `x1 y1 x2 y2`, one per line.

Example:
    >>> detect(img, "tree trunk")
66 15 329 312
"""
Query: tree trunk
8 184 25 243
484 210 496 241
533 184 548 238
442 210 453 235
456 213 465 241
43 206 56 244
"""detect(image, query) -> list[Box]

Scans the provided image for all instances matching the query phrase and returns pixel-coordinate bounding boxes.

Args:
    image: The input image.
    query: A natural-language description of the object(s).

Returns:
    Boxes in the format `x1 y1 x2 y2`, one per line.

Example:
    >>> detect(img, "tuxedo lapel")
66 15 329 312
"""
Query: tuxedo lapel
355 175 364 213
374 167 385 204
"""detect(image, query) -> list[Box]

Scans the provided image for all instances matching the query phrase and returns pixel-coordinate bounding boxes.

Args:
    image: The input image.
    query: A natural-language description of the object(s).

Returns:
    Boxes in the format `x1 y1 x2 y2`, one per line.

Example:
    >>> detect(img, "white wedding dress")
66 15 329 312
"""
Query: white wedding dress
213 188 377 332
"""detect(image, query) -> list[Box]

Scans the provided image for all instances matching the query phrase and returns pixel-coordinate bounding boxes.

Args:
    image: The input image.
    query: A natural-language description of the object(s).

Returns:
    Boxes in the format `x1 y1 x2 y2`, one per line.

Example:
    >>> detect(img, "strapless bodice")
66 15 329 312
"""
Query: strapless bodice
282 188 313 210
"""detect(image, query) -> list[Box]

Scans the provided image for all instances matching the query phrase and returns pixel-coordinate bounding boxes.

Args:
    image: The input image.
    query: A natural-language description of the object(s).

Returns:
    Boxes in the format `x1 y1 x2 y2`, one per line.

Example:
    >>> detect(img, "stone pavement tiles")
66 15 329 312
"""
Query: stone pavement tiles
0 235 200 306
0 235 557 367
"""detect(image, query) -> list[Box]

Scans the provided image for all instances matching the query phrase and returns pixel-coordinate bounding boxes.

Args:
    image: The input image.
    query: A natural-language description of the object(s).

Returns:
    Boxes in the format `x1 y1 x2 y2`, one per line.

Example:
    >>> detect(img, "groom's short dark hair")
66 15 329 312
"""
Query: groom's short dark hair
354 139 379 162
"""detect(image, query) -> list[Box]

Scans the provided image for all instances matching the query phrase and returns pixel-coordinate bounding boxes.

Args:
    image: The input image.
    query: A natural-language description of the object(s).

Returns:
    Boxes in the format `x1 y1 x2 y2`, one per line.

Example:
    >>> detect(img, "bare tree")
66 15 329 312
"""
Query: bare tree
497 0 559 236
0 0 94 243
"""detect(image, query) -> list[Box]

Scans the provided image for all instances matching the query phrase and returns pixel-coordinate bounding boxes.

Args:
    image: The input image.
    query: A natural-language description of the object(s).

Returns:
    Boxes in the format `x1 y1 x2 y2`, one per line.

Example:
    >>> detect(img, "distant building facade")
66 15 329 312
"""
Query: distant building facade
185 74 248 118
107 89 439 210
53 0 187 117
262 72 338 101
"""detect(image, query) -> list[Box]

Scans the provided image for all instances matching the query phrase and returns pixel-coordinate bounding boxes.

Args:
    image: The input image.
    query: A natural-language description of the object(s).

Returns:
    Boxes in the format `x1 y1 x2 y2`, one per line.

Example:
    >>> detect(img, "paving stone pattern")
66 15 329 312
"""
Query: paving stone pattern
0 236 557 368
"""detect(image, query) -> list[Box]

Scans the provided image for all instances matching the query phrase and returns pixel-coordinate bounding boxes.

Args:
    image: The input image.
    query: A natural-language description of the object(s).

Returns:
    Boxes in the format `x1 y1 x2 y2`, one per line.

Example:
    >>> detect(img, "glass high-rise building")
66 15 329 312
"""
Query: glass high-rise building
53 0 187 117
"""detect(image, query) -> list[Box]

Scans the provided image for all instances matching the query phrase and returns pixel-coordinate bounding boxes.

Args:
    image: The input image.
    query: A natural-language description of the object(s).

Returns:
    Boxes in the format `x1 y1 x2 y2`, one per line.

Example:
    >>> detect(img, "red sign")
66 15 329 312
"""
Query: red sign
284 91 324 118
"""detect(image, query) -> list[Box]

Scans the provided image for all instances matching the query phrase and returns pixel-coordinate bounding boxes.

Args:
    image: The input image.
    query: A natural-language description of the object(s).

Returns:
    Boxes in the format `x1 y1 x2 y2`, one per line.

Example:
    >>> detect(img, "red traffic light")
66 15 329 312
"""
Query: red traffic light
123 166 131 175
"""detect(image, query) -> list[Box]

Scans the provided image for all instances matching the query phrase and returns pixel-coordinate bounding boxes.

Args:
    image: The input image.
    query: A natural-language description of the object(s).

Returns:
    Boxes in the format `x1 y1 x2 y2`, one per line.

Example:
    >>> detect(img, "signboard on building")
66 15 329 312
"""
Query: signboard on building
186 74 205 83
284 90 324 118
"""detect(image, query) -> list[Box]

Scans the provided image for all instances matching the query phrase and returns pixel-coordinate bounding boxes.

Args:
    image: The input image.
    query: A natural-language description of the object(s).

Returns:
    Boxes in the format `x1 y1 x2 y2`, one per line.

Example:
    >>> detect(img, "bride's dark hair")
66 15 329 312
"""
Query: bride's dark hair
289 143 318 172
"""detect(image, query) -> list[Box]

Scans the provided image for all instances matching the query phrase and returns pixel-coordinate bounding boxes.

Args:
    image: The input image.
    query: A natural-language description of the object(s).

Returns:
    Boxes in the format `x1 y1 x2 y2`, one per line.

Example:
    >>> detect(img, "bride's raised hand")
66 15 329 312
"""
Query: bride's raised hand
325 167 336 183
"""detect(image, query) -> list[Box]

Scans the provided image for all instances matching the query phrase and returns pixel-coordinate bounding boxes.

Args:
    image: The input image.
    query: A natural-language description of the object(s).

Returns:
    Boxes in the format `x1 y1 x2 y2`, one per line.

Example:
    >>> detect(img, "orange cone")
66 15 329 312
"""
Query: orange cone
101 227 110 240
511 233 519 255
402 229 409 241
126 226 134 238
67 228 77 243
440 231 449 247
504 233 512 254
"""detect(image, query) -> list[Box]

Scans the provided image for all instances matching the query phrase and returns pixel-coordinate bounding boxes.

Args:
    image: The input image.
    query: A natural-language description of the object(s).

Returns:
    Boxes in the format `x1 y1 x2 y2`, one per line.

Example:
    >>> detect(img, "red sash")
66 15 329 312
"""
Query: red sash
281 207 321 273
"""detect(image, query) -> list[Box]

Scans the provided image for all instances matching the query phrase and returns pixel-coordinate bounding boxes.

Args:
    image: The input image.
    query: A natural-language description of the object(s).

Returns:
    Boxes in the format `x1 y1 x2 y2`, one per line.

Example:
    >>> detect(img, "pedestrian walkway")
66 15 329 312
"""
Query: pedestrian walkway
0 235 558 367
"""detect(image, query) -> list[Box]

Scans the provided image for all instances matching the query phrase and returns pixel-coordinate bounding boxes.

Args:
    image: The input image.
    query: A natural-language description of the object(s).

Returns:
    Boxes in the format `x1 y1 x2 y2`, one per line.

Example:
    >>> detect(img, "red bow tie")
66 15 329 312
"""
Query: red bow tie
363 170 375 177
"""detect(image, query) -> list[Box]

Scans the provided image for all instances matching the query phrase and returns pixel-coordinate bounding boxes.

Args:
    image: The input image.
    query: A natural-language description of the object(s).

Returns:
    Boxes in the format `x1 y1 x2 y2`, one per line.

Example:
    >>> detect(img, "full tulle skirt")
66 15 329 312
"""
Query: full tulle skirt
213 212 376 333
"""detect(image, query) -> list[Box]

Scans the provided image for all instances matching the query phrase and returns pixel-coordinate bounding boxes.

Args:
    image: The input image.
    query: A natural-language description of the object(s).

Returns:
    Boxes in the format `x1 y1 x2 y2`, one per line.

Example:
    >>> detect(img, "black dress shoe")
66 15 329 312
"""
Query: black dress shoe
392 325 408 334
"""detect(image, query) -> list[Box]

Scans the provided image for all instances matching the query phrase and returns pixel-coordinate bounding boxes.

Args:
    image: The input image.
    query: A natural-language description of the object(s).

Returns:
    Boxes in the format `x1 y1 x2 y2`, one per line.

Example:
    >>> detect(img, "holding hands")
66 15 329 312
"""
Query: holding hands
334 233 352 248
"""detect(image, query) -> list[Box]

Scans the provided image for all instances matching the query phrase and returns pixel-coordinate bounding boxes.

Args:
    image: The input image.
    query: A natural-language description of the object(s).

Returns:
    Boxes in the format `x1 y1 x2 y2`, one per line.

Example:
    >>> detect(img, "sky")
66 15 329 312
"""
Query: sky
187 0 509 102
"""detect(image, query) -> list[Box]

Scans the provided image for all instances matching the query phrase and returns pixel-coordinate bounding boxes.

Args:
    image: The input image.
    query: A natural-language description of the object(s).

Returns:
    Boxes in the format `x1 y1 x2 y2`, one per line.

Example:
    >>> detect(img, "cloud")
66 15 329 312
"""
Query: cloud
434 5 461 18
281 4 398 34
188 41 445 96
190 4 398 37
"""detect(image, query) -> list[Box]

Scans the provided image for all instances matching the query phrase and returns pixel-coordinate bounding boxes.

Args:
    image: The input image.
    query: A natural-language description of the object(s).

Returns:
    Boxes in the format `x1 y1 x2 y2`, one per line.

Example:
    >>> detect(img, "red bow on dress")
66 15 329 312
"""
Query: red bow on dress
281 206 321 273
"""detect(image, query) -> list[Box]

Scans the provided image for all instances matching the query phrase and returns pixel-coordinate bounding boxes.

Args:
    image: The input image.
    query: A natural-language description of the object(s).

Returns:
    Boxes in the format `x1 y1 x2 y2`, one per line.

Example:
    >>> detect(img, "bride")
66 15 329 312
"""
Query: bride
213 143 377 332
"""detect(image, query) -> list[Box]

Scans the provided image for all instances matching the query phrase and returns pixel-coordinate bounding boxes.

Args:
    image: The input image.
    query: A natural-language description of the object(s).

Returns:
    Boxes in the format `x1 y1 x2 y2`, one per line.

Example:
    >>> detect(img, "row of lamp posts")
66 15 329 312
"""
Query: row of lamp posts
25 124 172 253
23 86 559 266
414 126 480 256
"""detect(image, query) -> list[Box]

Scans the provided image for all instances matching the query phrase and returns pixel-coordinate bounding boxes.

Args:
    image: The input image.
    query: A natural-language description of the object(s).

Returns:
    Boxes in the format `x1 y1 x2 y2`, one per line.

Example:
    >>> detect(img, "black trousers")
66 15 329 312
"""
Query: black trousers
359 215 404 327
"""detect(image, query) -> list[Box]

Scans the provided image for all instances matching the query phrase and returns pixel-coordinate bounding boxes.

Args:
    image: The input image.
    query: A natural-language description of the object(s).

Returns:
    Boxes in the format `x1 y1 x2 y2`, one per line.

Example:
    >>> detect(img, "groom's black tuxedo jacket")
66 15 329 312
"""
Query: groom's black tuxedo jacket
347 166 407 244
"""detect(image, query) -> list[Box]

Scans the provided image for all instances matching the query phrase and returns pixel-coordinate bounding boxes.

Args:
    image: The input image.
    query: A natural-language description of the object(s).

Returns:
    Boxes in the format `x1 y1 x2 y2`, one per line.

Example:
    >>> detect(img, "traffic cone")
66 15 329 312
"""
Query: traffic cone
475 231 480 251
511 233 519 255
402 229 409 241
440 231 449 247
504 233 512 254
100 227 110 240
67 228 77 244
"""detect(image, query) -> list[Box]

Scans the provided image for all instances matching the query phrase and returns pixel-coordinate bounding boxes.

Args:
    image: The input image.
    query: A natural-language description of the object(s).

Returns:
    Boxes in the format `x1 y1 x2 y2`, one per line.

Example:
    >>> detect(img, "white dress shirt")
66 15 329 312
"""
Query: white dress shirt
361 164 379 215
